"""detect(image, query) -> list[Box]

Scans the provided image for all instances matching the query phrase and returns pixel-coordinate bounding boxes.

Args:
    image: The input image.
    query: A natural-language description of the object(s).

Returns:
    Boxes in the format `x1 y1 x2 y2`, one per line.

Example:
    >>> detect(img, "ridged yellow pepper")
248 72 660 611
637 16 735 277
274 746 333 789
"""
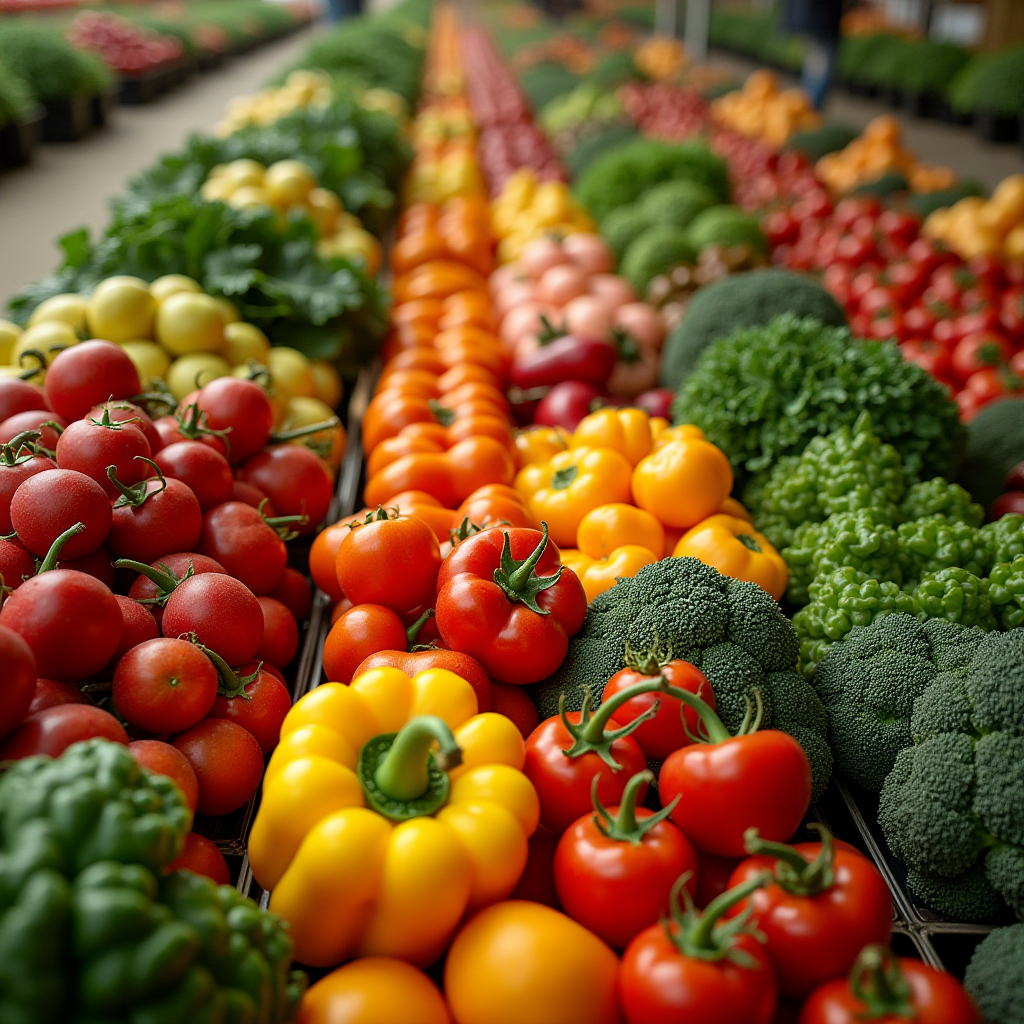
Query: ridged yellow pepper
570 408 652 466
651 422 706 449
631 438 734 529
673 513 788 600
514 446 633 547
247 667 538 968
576 502 666 558
560 544 660 601
514 425 569 469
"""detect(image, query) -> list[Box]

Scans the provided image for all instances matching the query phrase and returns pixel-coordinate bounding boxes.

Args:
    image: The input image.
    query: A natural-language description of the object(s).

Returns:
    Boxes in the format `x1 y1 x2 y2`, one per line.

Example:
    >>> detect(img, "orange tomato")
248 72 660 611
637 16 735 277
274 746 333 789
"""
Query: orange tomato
375 368 441 398
446 414 515 453
393 261 487 304
437 363 500 392
381 349 446 377
393 299 444 329
399 421 451 448
391 228 450 277
442 380 509 414
367 435 445 479
436 342 509 381
308 511 365 602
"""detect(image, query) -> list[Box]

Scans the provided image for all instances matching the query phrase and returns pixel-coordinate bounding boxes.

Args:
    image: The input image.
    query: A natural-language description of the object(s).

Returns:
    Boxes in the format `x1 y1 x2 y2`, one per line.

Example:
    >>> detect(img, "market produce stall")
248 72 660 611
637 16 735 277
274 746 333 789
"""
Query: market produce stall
1 0 1023 1021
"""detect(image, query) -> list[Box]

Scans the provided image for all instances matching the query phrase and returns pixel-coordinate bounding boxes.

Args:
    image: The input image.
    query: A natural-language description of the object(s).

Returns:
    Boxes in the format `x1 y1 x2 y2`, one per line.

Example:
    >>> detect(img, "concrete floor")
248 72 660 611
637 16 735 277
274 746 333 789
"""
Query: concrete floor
0 26 321 303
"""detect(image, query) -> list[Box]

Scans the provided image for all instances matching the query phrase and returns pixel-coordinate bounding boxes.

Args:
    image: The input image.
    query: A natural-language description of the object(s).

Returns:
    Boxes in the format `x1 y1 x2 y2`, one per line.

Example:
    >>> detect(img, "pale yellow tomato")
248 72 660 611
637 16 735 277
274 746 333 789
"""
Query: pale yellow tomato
306 187 343 235
0 319 22 364
265 159 317 208
310 360 343 408
223 321 271 366
166 352 232 400
120 340 171 387
280 395 345 472
213 297 241 325
150 275 203 304
229 186 271 211
267 346 315 400
201 177 235 202
156 292 225 356
14 320 80 367
222 158 265 190
86 276 156 343
28 293 88 334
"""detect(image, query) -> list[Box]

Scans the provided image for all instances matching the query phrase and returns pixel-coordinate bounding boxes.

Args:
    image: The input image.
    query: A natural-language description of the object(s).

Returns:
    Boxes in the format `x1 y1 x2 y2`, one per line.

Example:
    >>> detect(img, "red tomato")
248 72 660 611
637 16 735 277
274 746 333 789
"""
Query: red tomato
62 544 116 589
900 339 954 387
87 400 163 457
55 412 151 498
173 718 263 816
107 475 203 565
10 469 111 559
511 824 561 908
113 637 218 734
951 332 1011 383
964 367 1024 406
797 946 982 1024
125 551 226 628
206 661 292 754
269 567 313 622
490 682 539 738
554 769 698 948
601 657 714 759
194 378 274 464
255 596 299 668
0 377 47 423
0 409 67 452
727 827 893 999
903 304 938 337
198 501 288 596
238 445 333 536
28 678 87 716
336 509 442 613
129 738 199 814
0 447 54 535
0 624 35 738
166 832 230 885
0 535 35 593
0 703 129 759
106 594 160 668
153 441 234 512
44 340 140 422
322 603 408 683
694 851 740 909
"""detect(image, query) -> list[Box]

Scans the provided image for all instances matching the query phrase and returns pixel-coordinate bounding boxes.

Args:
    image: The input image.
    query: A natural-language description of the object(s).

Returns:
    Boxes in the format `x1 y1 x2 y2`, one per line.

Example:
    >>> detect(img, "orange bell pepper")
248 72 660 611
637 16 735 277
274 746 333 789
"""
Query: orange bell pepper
631 438 734 529
365 436 516 509
560 545 660 602
672 513 788 600
570 408 652 467
651 423 707 450
576 503 665 558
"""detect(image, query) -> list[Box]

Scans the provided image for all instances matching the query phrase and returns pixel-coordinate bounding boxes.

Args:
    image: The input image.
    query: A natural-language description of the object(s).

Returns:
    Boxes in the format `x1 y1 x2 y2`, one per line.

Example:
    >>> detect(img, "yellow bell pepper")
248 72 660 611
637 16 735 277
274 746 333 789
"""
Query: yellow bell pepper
672 513 788 600
720 495 752 522
514 425 569 469
514 446 633 548
576 502 665 558
631 438 734 529
651 422 706 450
248 667 539 968
570 408 652 466
560 544 660 602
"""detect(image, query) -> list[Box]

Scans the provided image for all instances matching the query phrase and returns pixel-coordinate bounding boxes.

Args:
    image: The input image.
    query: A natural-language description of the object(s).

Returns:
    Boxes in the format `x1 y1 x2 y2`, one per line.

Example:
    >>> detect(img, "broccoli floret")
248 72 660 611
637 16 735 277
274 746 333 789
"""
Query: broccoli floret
793 570 918 678
574 137 730 224
897 517 990 588
899 477 983 527
965 924 1024 1024
748 413 905 549
602 204 657 262
910 567 997 629
958 396 1024 511
980 513 1024 566
811 613 985 789
878 628 1024 921
687 205 767 254
659 270 847 390
531 556 831 797
785 508 902 606
635 179 717 229
672 314 965 484
906 863 1006 923
620 224 698 296
989 555 1024 630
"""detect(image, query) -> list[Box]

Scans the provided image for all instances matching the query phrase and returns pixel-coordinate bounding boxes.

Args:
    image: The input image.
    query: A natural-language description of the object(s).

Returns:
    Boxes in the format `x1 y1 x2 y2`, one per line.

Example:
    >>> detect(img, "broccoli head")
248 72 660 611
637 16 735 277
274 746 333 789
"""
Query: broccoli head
793 569 917 678
687 205 767 254
878 628 1024 921
957 396 1024 511
896 517 990 588
748 413 905 549
989 555 1024 630
964 924 1024 1024
671 314 965 484
899 477 983 527
811 614 987 790
620 224 698 297
635 179 717 229
980 513 1024 566
909 567 997 630
602 204 657 262
530 556 832 798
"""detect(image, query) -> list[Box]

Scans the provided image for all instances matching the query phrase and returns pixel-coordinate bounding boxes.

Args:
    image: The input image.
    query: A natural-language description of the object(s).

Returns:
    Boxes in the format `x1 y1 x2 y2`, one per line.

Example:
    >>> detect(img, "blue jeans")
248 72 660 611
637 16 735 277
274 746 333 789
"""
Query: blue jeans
802 38 838 111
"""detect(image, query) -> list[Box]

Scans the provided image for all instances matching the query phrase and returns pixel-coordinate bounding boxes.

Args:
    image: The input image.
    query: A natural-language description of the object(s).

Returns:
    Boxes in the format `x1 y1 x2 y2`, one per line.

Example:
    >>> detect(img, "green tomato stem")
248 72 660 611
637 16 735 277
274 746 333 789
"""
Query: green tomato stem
849 945 915 1017
38 522 86 573
743 823 835 896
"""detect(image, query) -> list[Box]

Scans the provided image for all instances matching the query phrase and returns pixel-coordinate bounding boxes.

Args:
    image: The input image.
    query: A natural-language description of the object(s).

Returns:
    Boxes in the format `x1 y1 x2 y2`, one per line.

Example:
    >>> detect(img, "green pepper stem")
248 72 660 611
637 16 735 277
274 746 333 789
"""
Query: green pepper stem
38 523 86 573
849 946 915 1018
743 823 835 896
374 715 462 801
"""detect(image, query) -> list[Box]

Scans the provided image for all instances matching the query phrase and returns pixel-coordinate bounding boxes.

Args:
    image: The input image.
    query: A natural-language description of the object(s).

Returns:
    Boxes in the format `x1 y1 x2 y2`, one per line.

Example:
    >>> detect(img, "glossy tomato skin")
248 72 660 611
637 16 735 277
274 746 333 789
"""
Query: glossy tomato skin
166 832 230 885
255 596 299 669
336 513 442 613
797 959 982 1024
173 718 264 816
198 501 287 596
127 552 225 628
206 662 291 753
107 478 203 564
554 806 698 948
0 410 68 452
153 441 234 512
113 637 219 734
0 378 47 423
87 401 163 457
620 926 777 1024
106 595 160 668
44 340 140 422
525 713 648 834
0 624 36 738
0 703 129 759
0 569 122 680
660 731 812 856
269 567 312 622
239 446 333 536
194 378 274 465
0 536 35 593
10 468 111 559
129 738 199 814
728 844 893 999
161 573 264 667
322 603 407 683
0 452 54 535
601 660 714 759
55 416 151 498
28 678 87 717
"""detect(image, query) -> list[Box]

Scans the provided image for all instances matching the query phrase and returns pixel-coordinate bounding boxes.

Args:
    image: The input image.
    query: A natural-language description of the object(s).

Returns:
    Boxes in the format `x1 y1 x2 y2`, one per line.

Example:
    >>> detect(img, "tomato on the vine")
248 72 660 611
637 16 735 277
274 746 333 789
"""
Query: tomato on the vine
206 660 291 753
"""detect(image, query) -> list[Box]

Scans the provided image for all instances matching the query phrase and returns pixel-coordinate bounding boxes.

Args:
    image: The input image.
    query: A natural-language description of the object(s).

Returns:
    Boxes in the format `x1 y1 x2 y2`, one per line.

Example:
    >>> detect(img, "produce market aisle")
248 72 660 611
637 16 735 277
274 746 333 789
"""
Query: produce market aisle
0 25 321 301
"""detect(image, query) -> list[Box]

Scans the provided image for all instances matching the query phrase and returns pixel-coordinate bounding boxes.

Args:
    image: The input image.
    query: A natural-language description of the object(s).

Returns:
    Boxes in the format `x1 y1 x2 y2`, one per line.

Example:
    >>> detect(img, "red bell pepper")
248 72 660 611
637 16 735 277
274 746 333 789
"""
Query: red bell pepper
435 522 587 685
510 335 618 390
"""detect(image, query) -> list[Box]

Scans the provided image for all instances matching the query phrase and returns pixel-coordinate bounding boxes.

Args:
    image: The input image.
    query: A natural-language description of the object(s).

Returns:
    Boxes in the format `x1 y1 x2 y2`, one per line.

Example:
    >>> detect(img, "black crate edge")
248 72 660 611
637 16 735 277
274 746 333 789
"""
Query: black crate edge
41 93 94 142
0 106 43 167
